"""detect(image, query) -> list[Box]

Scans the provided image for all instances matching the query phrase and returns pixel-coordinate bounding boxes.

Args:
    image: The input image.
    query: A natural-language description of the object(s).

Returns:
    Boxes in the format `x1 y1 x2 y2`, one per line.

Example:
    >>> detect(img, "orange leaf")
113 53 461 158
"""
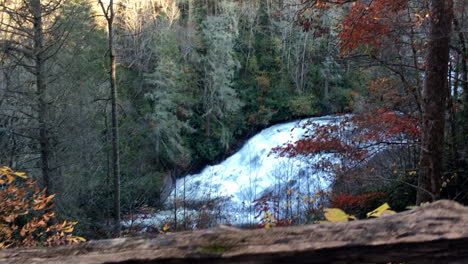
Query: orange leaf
37 220 47 227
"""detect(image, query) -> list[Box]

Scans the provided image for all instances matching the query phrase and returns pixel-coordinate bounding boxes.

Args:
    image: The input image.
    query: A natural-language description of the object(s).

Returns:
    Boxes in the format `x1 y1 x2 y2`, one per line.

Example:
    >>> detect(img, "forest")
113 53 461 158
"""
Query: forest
0 0 467 246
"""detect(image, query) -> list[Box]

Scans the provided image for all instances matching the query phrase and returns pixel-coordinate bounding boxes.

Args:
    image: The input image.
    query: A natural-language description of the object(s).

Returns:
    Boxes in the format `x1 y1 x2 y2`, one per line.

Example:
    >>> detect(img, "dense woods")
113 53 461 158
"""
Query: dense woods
0 0 467 243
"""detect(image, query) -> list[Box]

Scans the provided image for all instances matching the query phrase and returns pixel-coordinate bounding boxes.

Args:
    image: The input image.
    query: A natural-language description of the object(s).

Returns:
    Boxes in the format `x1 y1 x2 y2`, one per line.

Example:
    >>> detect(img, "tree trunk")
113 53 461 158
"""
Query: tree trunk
99 0 121 236
453 17 468 163
31 0 51 195
110 6 121 237
416 0 453 204
110 28 121 237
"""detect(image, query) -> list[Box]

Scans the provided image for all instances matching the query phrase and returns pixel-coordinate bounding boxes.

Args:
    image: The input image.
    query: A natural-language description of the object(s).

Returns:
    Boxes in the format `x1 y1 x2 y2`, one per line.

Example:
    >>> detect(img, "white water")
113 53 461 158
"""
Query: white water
168 115 344 222
124 115 344 229
174 116 339 199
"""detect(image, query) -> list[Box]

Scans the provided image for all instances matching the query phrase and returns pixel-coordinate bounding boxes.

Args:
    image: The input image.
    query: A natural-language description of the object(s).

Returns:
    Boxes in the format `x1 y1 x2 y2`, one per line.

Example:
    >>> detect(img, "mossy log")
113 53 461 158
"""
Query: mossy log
1 200 468 263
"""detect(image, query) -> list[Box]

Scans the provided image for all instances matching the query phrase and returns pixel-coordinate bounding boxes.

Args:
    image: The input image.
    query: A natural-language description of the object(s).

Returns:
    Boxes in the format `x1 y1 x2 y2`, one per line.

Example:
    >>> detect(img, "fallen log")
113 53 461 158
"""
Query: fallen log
1 200 468 264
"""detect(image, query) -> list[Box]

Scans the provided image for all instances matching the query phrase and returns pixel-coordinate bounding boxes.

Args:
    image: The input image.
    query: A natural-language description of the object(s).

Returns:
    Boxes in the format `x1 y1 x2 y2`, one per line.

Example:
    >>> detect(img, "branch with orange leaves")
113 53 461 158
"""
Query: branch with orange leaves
0 166 85 249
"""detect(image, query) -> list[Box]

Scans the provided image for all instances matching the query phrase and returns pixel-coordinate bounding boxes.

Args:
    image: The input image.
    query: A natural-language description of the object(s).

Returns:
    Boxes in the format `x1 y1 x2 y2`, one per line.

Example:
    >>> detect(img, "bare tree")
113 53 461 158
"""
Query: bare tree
98 0 121 235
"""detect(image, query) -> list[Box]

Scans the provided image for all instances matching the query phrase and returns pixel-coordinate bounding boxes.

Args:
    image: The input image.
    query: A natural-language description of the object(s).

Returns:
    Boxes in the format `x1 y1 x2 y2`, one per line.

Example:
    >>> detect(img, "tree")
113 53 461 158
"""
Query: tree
0 0 73 194
115 0 180 72
199 1 242 145
145 25 194 167
416 0 453 203
295 0 454 203
98 0 121 235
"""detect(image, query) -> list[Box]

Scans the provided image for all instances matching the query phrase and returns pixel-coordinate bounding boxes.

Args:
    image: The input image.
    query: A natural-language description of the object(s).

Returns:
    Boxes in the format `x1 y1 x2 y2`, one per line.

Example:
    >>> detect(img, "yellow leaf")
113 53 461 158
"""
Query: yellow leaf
75 236 86 242
68 236 86 243
162 224 170 232
367 203 395 218
407 171 417 176
63 226 74 233
324 208 354 222
14 172 28 178
265 223 271 229
63 222 77 233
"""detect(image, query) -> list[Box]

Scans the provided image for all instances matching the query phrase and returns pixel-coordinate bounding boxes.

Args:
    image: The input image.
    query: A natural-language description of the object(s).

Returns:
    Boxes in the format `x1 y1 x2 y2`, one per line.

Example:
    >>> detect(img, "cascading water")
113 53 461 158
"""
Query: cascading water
124 115 344 229
167 115 343 223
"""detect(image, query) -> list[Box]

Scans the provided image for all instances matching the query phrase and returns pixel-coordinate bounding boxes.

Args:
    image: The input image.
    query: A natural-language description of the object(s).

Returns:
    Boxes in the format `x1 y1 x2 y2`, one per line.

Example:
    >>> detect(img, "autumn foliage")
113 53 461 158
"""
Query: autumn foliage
331 192 387 217
299 0 413 55
0 167 85 249
338 0 408 55
253 193 294 229
272 110 420 173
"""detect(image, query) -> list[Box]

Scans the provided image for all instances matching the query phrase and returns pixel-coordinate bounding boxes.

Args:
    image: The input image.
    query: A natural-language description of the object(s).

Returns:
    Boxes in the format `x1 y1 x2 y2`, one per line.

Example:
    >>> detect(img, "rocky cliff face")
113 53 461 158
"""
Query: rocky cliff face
2 200 468 264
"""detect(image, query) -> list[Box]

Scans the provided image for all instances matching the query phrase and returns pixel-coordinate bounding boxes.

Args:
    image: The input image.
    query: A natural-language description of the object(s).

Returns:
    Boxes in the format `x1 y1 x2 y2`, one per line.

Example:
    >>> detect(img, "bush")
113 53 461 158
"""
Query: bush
0 166 85 248
331 192 387 218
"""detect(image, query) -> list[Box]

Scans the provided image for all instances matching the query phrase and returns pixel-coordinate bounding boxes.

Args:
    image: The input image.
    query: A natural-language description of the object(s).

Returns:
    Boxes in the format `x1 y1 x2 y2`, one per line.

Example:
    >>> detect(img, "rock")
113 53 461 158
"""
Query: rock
1 200 468 263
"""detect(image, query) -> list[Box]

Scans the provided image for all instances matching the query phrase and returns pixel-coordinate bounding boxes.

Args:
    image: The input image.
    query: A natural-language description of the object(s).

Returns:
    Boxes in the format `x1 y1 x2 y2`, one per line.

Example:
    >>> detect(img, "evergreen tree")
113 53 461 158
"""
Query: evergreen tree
199 1 242 148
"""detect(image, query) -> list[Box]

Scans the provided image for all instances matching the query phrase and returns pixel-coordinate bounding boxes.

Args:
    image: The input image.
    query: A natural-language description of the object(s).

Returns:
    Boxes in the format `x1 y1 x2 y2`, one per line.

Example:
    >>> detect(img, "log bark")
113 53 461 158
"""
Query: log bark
2 200 468 263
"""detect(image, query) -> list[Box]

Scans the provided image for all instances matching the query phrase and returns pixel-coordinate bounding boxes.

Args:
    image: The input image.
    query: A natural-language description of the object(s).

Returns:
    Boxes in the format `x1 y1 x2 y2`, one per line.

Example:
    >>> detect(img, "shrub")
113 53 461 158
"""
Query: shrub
331 192 387 218
253 193 294 229
0 166 85 248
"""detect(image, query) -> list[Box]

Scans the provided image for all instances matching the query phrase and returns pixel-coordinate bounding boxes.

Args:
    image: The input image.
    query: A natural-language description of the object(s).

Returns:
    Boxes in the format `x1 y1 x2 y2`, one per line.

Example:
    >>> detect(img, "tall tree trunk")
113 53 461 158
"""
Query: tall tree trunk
99 0 121 236
110 19 121 237
31 0 51 195
416 0 454 204
453 17 468 162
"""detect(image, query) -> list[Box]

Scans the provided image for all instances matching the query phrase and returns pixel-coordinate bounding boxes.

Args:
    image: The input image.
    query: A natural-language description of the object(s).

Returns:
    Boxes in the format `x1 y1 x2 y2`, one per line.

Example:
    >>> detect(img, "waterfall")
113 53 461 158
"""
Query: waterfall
168 115 343 224
124 115 344 229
